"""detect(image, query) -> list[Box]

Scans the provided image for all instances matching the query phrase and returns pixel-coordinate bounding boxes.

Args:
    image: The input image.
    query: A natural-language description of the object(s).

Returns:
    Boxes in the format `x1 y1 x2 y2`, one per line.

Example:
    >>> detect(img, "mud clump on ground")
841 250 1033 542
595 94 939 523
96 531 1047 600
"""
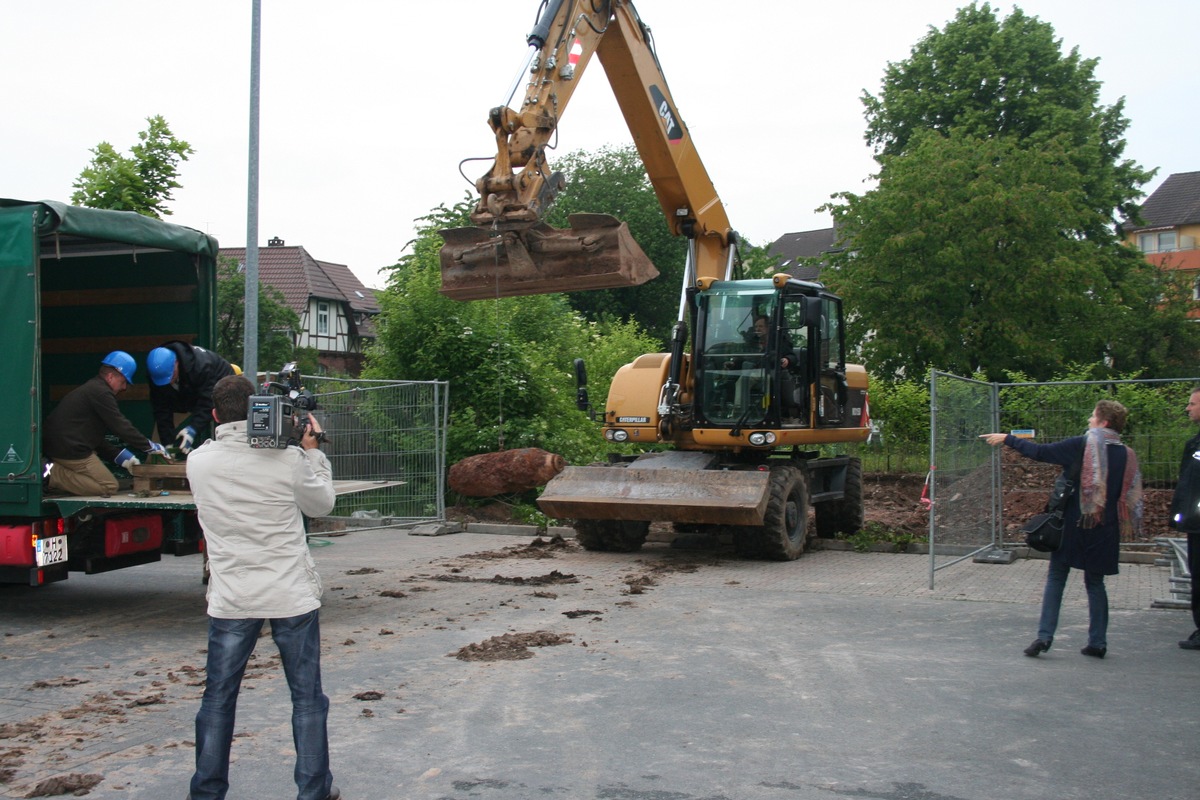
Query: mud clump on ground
486 570 578 586
450 631 574 662
452 536 575 562
432 570 579 586
24 772 104 797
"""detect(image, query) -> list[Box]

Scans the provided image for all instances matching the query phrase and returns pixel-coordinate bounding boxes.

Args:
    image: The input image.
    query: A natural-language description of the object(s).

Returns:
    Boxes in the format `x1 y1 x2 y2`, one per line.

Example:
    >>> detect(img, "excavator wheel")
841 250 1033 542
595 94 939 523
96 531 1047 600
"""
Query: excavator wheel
733 466 809 561
573 519 650 553
814 457 865 538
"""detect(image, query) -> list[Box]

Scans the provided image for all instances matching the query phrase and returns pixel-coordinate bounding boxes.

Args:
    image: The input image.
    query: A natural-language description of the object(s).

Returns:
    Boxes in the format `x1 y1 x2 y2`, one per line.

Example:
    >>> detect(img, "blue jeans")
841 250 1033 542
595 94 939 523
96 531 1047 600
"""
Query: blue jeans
1037 559 1109 650
190 609 333 800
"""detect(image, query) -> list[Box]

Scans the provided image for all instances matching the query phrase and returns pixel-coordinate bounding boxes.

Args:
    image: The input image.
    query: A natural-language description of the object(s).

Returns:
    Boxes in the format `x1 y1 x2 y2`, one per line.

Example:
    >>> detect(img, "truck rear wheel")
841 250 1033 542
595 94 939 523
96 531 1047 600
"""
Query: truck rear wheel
573 519 649 552
815 457 864 538
734 466 808 561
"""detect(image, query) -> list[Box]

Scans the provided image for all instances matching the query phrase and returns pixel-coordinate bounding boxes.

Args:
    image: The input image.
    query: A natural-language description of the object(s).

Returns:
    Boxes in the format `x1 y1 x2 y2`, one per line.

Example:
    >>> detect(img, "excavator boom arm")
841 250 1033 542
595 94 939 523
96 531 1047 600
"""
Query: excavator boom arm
439 0 734 299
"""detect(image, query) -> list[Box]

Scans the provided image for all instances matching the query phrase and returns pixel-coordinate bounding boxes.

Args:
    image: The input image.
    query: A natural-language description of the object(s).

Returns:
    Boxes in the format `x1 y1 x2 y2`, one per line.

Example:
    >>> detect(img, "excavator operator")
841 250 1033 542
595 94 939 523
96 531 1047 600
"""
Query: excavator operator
748 315 798 370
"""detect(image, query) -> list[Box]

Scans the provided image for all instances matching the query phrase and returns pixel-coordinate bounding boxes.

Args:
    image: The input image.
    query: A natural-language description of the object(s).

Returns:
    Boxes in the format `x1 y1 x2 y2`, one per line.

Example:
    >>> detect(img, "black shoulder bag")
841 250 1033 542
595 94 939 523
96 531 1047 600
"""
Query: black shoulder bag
1022 452 1083 553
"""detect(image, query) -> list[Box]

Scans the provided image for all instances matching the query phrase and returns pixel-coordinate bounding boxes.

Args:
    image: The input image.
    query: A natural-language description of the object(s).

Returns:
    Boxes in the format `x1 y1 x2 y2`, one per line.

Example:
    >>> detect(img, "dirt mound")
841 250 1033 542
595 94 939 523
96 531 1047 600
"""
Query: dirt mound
447 465 1172 543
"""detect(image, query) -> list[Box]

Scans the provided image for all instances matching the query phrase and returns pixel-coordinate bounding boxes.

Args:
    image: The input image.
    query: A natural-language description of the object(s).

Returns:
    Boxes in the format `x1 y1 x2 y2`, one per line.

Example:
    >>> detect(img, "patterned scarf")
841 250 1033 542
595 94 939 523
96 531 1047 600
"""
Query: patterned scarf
1078 426 1143 536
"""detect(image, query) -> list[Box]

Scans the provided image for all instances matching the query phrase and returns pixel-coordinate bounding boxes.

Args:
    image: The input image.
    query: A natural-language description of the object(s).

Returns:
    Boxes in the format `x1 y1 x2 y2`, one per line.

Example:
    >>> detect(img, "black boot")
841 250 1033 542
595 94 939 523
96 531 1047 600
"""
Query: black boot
1023 638 1052 657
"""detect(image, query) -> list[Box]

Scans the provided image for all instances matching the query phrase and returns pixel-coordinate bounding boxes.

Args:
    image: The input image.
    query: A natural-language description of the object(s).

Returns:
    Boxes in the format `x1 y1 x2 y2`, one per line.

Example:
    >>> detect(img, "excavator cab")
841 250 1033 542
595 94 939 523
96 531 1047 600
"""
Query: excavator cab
695 291 774 426
693 280 816 428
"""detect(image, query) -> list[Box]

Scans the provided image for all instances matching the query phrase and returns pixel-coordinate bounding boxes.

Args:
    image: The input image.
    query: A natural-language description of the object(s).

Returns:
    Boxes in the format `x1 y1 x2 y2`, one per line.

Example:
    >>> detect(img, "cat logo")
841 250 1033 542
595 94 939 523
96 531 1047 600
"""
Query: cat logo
649 85 682 143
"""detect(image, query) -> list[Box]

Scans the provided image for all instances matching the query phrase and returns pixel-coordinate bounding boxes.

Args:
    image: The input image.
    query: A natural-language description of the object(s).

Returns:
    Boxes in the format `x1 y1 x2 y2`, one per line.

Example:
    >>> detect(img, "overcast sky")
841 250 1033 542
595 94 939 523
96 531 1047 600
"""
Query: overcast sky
6 1 1197 288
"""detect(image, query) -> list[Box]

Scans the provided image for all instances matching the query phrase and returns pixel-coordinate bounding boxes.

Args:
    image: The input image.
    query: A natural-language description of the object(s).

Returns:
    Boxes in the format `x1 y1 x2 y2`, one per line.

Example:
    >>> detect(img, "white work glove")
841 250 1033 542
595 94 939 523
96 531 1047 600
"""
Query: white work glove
146 441 172 461
175 426 197 455
114 449 141 470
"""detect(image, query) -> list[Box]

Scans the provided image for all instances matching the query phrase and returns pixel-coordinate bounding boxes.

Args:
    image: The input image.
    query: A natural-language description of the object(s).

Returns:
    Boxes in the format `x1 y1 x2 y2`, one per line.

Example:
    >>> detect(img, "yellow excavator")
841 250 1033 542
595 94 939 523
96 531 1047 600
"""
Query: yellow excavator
440 0 870 559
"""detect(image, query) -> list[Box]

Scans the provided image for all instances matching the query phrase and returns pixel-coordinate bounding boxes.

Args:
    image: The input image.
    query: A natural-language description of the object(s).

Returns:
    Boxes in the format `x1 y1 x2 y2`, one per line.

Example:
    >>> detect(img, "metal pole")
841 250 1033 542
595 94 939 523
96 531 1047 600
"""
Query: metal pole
991 382 1002 548
244 0 261 384
928 370 938 590
676 241 695 323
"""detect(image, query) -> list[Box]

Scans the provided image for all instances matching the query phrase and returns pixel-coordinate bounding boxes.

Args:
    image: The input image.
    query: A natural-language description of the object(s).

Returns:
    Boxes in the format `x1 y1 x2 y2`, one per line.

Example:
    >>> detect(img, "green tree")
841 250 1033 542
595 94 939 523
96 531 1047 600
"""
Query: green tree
545 146 688 346
740 239 787 280
215 256 305 373
71 115 193 218
861 3 1146 229
367 199 660 468
823 3 1195 380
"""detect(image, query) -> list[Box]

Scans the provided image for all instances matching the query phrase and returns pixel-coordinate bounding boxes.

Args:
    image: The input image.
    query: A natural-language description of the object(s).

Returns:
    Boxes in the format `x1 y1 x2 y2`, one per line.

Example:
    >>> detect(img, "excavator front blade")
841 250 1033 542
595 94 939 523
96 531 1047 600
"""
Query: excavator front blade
439 213 659 300
537 462 773 526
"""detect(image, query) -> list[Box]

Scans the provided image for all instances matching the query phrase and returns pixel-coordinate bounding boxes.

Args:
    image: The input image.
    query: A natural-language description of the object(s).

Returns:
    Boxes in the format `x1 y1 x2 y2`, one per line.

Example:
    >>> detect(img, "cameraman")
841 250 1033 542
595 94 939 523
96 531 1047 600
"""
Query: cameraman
185 375 339 800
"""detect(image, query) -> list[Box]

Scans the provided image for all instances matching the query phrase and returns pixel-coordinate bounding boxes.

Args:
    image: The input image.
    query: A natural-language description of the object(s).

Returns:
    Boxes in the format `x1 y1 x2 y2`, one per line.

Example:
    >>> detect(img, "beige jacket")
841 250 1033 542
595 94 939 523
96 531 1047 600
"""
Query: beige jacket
186 420 335 619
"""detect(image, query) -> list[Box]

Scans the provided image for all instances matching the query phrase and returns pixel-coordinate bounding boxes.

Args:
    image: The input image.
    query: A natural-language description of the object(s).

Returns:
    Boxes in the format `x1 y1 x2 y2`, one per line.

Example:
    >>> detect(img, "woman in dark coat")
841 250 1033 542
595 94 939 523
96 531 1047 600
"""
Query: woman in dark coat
983 400 1143 659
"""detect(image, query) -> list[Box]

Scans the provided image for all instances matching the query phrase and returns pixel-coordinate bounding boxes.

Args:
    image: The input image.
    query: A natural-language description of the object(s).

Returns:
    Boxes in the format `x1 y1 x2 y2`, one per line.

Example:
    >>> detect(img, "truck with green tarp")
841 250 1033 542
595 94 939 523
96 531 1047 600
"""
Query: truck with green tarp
0 198 218 586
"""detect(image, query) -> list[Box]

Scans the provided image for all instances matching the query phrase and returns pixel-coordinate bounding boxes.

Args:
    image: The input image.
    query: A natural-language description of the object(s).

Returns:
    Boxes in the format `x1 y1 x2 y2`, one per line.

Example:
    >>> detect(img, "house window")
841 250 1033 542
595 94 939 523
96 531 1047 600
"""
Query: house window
317 302 329 335
1193 276 1200 303
1139 231 1177 253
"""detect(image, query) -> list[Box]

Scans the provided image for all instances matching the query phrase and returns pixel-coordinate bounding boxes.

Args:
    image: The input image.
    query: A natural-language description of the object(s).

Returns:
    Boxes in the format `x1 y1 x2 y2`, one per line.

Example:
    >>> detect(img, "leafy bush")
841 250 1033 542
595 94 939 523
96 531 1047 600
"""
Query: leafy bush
838 521 921 552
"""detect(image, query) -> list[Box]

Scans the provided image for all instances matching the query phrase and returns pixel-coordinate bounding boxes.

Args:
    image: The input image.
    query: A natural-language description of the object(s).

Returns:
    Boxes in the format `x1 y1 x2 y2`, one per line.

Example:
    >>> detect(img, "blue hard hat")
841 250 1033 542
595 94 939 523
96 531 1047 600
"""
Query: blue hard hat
147 347 177 386
100 351 136 384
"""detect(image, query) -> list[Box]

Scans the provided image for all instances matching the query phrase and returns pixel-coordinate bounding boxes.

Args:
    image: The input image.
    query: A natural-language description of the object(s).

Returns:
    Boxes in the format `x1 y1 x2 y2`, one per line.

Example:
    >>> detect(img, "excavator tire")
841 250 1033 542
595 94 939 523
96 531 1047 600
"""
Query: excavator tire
573 519 650 553
814 457 864 538
733 466 808 561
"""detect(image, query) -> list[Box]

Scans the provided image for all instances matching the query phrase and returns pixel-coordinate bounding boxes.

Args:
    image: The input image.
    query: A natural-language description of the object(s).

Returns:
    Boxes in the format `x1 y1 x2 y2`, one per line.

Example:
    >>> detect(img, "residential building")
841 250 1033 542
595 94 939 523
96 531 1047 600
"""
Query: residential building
220 238 381 376
1122 171 1200 309
767 226 840 281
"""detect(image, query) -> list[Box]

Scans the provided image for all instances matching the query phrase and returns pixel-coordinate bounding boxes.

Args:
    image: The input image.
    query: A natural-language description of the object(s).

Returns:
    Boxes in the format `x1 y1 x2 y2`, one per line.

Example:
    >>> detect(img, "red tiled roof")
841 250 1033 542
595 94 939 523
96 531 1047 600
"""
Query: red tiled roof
317 260 381 315
219 244 378 318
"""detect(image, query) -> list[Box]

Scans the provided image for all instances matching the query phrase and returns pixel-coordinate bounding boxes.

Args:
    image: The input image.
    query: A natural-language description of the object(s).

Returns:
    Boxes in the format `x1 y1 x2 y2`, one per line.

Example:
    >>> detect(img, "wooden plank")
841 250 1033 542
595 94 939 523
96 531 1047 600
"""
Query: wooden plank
41 286 196 307
45 479 403 516
49 384 151 402
41 334 195 355
130 464 187 478
129 463 189 494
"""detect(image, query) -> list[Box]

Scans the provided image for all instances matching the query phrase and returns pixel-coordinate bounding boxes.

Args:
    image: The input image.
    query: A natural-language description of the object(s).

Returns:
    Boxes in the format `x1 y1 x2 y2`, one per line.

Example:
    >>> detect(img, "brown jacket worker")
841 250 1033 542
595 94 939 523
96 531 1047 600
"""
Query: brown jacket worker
42 351 170 496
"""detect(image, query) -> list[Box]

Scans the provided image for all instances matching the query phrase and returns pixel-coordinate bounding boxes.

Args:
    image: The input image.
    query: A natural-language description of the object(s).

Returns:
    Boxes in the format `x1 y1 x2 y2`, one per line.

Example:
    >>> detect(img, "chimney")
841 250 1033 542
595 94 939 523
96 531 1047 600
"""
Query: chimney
267 236 285 247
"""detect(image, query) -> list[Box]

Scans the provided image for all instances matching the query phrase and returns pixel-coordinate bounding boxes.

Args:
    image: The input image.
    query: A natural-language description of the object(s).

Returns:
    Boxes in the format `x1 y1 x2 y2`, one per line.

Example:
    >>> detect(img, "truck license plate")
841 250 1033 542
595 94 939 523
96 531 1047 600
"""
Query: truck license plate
35 535 68 567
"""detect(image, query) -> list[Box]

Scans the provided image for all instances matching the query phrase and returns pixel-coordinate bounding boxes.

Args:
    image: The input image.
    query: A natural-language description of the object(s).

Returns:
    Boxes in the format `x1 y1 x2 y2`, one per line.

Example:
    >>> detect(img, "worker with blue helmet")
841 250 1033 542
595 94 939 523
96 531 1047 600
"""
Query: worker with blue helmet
41 352 171 496
147 347 177 387
101 350 137 383
147 341 237 454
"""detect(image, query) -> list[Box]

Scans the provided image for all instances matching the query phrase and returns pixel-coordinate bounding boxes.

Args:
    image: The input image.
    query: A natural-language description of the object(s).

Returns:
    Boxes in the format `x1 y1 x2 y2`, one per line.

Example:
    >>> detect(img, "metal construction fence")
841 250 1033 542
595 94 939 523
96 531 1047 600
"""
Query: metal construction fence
928 371 1199 585
305 377 449 530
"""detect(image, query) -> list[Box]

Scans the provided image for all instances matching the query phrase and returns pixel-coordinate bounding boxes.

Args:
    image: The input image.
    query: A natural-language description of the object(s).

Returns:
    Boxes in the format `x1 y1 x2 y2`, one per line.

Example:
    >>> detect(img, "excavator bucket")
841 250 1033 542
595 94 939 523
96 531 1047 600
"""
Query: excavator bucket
537 464 773 526
439 213 659 300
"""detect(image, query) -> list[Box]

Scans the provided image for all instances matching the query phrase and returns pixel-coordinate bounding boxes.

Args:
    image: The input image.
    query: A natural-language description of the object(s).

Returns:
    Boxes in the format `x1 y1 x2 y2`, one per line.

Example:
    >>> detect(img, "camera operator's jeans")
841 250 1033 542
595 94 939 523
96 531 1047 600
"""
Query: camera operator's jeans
190 610 333 800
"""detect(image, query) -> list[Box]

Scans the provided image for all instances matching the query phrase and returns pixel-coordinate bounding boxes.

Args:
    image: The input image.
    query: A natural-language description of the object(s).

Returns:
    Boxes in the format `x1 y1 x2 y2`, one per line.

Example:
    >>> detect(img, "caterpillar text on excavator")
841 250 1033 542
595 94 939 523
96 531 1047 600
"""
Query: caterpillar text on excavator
440 0 871 559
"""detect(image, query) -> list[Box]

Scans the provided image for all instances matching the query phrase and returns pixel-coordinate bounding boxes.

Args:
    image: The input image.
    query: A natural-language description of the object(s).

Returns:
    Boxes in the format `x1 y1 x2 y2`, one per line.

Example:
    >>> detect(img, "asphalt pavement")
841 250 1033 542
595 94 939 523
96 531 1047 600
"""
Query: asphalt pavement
0 528 1196 800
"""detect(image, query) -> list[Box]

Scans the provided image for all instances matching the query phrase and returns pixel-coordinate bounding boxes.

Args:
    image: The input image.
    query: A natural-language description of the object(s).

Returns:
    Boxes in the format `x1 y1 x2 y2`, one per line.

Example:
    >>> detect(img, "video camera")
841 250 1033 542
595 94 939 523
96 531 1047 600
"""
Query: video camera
248 362 326 449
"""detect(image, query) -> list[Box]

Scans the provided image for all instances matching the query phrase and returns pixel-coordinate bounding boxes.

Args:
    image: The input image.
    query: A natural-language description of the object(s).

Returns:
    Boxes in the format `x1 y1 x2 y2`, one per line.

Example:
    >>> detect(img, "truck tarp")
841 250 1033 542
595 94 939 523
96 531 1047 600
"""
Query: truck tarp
0 198 218 257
